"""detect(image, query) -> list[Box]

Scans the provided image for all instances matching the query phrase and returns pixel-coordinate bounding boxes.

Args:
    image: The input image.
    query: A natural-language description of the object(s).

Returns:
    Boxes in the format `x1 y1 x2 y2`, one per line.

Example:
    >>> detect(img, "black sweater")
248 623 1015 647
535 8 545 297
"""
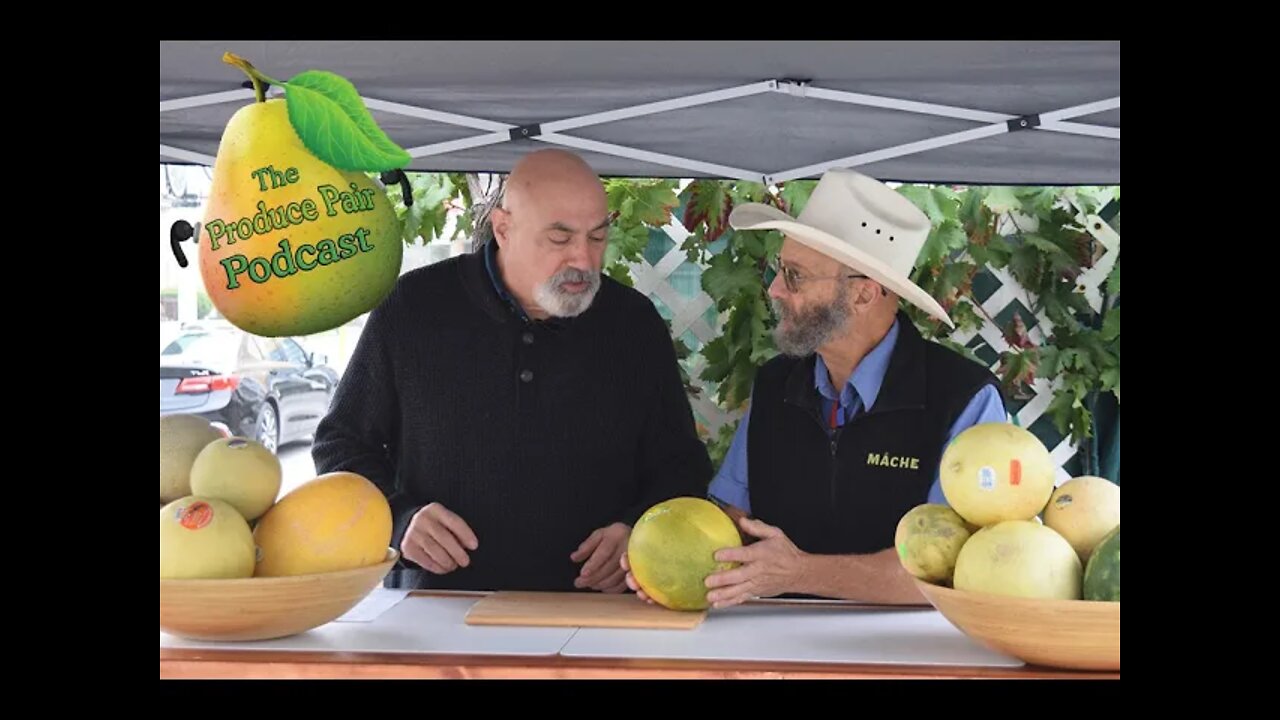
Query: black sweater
312 249 713 591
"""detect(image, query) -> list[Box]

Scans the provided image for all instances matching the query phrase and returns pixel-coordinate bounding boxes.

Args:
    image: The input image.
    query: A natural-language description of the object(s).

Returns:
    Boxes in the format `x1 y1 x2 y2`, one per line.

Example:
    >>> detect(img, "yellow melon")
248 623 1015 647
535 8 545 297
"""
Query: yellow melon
160 414 225 503
954 520 1081 600
252 471 392 577
895 503 975 585
1043 475 1120 563
627 497 743 611
939 422 1057 527
160 496 256 579
190 437 282 521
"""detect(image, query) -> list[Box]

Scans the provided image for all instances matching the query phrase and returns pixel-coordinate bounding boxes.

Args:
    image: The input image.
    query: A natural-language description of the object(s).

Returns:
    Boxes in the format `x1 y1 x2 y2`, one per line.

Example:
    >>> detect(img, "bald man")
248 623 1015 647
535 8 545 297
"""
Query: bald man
312 150 713 593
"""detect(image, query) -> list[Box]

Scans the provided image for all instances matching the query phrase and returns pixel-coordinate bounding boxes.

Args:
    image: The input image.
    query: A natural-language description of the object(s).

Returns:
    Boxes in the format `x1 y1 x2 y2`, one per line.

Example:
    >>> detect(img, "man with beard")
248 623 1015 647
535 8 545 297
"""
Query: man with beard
313 149 712 593
623 169 1007 607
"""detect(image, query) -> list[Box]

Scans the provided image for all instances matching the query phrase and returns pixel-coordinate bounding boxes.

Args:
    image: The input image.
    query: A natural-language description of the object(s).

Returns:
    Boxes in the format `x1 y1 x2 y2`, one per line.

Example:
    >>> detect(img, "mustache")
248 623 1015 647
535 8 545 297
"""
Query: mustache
547 267 601 292
554 267 599 285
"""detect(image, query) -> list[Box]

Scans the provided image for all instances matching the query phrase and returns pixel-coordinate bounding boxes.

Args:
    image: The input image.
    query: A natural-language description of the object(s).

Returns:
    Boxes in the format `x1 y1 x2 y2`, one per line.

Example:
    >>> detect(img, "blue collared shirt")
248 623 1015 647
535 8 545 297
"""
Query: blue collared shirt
707 318 1008 513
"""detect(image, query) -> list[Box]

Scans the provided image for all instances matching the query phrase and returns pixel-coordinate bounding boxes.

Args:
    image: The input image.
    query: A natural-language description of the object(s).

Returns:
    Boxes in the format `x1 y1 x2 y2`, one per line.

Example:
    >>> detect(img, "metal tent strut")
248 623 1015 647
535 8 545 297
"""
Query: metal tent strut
159 80 1119 184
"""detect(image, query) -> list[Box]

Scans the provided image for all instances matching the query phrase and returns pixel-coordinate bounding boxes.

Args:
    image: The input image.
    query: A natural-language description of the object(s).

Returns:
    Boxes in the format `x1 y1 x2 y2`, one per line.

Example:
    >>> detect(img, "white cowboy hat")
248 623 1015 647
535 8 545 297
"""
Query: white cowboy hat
729 169 953 328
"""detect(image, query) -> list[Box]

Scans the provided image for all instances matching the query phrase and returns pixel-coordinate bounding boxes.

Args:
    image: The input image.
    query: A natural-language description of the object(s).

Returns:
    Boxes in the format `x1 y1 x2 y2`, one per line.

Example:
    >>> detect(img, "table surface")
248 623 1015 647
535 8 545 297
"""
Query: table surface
160 591 1120 679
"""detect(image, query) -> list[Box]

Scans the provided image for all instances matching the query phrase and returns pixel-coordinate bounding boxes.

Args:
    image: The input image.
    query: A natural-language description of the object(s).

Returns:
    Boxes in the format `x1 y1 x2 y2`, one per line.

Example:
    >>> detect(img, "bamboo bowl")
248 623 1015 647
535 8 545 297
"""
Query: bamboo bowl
160 548 399 642
914 579 1119 671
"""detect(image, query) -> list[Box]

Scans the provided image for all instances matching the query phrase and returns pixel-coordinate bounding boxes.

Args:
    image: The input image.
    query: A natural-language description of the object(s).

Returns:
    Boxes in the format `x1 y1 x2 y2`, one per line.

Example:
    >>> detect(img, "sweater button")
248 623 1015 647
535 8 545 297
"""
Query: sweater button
519 369 534 383
522 331 535 345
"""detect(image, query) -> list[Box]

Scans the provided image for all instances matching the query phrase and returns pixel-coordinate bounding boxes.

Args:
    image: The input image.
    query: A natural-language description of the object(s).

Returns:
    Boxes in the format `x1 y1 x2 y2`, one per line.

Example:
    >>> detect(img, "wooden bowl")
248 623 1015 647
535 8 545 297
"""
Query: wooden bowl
913 579 1119 671
160 548 399 642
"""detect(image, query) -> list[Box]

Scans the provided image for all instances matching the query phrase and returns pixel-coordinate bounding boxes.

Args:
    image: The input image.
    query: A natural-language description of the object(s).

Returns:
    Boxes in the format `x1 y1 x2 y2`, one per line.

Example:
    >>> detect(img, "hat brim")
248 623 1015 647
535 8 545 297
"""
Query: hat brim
730 203 954 328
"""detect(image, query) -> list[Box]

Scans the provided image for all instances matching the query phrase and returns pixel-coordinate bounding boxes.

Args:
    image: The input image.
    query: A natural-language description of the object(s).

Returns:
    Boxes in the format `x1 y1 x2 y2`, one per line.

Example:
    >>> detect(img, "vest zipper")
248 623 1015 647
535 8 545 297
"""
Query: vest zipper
829 430 840 508
806 407 844 513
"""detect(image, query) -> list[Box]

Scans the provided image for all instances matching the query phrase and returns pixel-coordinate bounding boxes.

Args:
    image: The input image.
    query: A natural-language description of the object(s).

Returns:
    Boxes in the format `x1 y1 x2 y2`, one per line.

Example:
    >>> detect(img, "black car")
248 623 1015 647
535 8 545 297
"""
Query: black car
159 327 339 453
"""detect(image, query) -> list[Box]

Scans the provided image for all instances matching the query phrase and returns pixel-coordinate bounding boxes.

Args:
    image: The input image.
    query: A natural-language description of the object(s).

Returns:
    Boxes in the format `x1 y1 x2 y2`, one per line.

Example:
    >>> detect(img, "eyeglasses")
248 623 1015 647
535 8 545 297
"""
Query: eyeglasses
768 257 867 294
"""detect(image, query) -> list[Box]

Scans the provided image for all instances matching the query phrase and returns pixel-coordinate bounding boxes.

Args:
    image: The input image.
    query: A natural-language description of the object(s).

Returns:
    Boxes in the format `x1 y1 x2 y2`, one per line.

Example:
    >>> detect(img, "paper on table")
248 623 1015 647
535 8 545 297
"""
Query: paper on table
334 588 411 622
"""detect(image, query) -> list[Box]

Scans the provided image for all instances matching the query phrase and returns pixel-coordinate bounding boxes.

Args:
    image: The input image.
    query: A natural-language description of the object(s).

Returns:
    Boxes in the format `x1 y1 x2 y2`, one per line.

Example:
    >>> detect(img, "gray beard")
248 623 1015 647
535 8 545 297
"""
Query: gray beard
534 266 602 318
771 284 850 357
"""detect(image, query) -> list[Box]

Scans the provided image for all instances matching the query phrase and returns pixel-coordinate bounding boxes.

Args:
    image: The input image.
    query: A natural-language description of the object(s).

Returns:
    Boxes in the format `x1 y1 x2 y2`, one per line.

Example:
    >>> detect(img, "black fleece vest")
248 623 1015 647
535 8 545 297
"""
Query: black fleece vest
747 314 1000 555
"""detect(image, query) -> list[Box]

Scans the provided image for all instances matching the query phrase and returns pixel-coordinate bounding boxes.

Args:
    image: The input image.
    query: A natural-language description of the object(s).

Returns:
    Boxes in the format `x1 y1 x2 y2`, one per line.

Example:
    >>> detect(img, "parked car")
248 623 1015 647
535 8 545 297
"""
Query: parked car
159 328 339 454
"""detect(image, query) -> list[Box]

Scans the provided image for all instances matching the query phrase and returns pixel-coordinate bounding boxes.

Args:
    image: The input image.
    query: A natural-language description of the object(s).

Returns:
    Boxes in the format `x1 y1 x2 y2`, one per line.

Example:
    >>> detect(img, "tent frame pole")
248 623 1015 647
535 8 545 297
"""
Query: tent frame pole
160 80 1118 185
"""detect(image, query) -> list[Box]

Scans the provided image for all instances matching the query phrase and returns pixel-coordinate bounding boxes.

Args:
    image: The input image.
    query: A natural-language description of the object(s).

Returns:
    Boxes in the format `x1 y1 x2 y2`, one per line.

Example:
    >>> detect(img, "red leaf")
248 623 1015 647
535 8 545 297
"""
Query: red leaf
682 201 707 233
997 351 1038 401
681 180 728 238
1003 311 1035 350
706 193 733 243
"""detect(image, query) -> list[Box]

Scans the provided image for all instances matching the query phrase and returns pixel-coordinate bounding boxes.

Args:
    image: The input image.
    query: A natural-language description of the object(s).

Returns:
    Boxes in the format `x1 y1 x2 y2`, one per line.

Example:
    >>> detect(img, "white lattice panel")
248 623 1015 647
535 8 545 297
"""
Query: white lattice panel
624 220 738 436
942 198 1119 483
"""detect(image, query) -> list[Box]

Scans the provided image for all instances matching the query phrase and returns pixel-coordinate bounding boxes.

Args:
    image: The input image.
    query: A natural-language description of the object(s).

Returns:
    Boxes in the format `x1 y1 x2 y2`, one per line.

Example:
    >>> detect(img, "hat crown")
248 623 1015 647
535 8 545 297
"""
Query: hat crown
794 170 932 277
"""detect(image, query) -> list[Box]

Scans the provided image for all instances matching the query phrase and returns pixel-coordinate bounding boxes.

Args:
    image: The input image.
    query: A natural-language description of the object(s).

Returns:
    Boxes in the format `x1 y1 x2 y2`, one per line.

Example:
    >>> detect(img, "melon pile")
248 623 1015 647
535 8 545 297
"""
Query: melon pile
895 422 1119 603
160 413 392 580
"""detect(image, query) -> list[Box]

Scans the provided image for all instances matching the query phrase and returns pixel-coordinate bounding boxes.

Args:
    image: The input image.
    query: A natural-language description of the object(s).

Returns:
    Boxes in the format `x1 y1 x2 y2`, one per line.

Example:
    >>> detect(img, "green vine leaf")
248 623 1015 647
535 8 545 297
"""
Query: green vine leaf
779 181 818 216
702 252 760 306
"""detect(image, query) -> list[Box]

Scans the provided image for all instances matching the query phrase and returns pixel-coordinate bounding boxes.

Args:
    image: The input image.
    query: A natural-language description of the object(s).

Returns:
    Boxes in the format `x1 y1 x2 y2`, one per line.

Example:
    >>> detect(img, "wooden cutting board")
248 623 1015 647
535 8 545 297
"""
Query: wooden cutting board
464 591 707 630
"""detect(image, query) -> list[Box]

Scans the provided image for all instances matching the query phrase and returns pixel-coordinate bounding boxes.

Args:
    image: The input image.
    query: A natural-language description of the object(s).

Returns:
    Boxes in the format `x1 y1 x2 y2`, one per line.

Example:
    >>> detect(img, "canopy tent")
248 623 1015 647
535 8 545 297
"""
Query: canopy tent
159 41 1119 185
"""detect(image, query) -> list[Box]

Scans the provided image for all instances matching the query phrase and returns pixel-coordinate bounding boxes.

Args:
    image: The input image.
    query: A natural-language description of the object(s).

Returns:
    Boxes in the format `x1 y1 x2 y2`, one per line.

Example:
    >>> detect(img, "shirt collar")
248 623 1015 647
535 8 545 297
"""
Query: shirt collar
813 317 900 411
484 240 530 322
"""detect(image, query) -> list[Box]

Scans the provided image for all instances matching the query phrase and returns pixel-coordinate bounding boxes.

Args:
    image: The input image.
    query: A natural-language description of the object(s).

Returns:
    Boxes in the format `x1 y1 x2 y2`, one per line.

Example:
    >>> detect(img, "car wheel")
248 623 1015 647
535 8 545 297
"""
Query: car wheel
257 402 280 455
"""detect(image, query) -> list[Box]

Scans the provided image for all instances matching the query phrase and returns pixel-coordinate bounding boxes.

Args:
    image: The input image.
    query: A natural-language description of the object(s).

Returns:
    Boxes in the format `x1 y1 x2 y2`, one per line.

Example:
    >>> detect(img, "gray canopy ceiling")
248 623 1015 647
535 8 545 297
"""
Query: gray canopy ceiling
159 41 1119 185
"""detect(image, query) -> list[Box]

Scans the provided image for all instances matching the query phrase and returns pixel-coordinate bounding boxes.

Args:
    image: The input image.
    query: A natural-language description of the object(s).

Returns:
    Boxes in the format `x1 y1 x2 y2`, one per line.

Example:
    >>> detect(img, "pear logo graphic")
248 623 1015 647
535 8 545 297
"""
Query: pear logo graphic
195 53 408 337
